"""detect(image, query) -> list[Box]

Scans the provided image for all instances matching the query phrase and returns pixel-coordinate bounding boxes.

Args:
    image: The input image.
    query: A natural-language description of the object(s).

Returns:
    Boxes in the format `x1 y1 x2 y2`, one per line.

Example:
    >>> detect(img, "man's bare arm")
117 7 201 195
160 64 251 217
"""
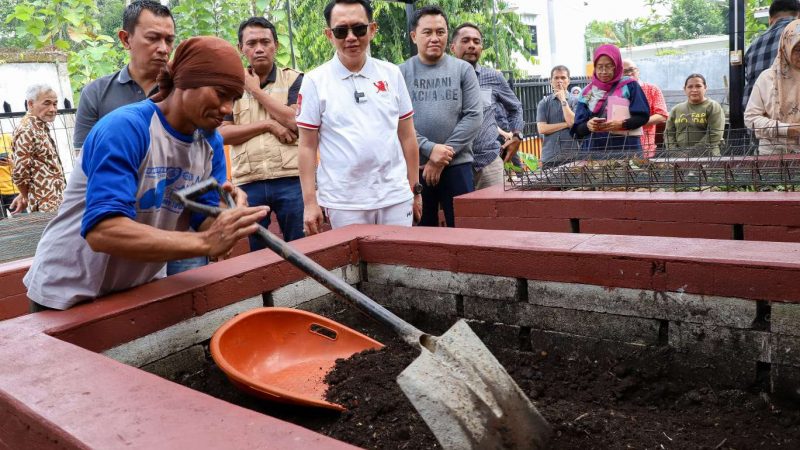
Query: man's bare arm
218 120 273 146
537 121 569 135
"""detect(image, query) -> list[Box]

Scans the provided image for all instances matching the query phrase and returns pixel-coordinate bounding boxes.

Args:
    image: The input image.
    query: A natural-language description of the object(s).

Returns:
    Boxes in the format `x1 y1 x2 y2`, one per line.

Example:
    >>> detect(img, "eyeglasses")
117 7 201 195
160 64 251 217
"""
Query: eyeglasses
330 24 370 39
595 64 615 73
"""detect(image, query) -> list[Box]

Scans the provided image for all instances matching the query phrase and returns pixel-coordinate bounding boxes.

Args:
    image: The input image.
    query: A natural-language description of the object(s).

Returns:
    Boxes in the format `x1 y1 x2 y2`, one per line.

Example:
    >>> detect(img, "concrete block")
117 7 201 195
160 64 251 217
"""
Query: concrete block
527 281 755 328
294 292 349 316
771 364 800 403
103 295 261 367
360 282 458 318
367 264 517 301
771 303 800 336
667 322 766 388
668 322 770 363
462 319 520 352
272 264 360 308
770 334 800 366
463 297 661 345
526 328 653 361
141 345 207 381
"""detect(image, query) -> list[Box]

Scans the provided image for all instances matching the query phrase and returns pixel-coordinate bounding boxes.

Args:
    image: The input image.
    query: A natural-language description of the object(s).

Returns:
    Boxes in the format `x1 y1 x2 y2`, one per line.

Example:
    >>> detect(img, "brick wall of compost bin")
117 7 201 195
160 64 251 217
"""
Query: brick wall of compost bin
0 239 252 322
454 186 800 242
1 225 800 449
361 263 800 395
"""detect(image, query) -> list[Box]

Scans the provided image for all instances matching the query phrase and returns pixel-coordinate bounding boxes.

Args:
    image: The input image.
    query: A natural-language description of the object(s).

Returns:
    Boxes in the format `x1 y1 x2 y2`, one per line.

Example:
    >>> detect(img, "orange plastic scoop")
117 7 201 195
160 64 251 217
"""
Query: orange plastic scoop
210 307 384 410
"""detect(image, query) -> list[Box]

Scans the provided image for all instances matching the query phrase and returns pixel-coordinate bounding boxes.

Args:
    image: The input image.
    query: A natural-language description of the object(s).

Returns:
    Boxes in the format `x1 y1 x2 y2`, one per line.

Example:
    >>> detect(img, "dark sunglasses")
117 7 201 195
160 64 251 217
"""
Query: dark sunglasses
331 24 369 39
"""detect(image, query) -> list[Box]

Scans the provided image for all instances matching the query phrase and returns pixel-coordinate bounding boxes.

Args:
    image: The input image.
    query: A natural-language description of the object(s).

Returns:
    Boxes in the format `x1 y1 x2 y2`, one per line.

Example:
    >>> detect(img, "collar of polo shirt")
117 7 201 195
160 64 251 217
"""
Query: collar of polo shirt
332 53 379 80
118 65 135 84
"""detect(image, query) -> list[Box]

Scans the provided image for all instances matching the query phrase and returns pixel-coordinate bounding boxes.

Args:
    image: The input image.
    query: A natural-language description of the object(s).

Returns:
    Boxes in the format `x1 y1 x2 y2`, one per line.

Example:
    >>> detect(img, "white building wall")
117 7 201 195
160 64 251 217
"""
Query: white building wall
0 62 73 112
0 59 77 176
513 0 587 77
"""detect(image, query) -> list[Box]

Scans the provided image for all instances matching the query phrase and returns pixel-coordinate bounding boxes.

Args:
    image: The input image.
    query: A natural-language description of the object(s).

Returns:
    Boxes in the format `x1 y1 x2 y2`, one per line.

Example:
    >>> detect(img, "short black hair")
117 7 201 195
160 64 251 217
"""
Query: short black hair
122 0 173 35
770 0 800 17
551 65 570 78
411 5 449 30
453 22 482 40
323 0 374 27
237 17 278 44
684 73 707 87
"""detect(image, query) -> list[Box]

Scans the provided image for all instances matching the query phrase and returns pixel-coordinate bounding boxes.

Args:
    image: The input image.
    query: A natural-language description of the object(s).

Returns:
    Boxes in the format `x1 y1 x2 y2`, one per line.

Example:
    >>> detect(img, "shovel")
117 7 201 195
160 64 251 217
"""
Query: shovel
173 179 552 450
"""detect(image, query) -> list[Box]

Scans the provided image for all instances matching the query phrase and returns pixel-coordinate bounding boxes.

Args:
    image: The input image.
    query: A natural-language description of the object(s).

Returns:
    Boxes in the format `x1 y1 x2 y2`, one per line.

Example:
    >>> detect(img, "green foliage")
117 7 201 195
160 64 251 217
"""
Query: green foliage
171 0 295 67
292 0 531 71
503 161 523 173
1 0 530 101
668 0 726 38
6 0 105 50
172 0 254 44
96 0 124 39
745 0 770 45
4 0 123 102
518 152 539 172
585 0 772 57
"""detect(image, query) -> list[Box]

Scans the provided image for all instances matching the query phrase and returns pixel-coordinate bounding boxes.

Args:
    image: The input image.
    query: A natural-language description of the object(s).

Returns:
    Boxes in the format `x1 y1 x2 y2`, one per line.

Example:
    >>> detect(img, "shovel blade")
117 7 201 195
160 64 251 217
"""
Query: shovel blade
397 320 551 450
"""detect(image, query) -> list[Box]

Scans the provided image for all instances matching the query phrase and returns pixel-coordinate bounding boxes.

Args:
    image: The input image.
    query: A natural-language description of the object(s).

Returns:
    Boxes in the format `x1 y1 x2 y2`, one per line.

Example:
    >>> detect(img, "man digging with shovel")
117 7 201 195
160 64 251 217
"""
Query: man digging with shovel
23 36 267 311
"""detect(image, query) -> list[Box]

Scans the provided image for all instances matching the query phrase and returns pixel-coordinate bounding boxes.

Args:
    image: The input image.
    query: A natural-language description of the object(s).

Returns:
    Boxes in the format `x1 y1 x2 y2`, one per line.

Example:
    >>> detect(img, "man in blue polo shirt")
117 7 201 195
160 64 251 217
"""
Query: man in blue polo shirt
24 37 267 311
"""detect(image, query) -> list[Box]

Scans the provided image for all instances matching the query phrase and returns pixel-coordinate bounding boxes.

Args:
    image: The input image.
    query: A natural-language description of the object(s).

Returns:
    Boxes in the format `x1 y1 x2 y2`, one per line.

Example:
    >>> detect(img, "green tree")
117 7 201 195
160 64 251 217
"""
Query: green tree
745 0 770 45
585 0 763 57
668 0 727 38
96 0 125 38
292 0 531 71
4 0 125 101
171 0 294 67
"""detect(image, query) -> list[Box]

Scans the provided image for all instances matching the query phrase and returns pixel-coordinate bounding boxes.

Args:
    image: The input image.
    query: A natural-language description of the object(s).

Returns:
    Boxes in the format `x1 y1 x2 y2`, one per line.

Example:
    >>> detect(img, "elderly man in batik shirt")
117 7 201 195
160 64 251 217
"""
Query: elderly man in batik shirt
10 84 65 213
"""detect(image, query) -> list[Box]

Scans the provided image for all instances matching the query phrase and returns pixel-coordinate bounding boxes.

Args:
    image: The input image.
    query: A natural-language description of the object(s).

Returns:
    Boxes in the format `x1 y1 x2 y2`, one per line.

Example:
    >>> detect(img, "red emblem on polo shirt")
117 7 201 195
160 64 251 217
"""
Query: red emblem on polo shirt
296 93 302 116
374 80 388 93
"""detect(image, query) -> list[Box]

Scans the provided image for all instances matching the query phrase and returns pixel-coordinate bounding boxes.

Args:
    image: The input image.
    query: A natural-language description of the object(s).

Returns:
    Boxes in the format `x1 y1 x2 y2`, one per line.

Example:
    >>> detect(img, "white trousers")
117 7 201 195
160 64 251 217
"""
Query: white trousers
326 198 414 229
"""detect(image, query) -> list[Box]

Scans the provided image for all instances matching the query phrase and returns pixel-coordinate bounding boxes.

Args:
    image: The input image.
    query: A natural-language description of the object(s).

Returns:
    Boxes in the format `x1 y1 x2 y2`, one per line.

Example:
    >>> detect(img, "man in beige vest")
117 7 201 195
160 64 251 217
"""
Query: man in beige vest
220 17 304 249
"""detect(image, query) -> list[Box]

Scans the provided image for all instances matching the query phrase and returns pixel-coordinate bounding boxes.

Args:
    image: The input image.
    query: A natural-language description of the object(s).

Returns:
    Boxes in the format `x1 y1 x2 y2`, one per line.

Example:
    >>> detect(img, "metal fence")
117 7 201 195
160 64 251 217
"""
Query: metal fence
505 127 797 192
509 76 592 137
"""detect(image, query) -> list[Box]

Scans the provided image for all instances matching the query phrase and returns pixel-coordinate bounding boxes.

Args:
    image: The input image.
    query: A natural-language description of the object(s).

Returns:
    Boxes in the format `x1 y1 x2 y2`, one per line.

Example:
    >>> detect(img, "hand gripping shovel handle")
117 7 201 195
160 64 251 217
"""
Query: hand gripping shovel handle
173 179 425 347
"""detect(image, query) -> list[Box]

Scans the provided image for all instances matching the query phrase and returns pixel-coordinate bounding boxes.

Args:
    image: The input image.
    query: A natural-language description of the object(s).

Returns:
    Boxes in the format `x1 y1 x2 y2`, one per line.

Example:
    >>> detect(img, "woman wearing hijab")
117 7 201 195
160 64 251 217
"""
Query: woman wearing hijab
745 19 800 155
665 73 725 157
571 44 650 157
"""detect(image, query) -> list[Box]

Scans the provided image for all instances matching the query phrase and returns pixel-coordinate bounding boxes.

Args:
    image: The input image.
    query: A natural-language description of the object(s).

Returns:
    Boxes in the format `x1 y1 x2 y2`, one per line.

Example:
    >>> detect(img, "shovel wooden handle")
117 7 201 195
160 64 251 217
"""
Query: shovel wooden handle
173 178 425 347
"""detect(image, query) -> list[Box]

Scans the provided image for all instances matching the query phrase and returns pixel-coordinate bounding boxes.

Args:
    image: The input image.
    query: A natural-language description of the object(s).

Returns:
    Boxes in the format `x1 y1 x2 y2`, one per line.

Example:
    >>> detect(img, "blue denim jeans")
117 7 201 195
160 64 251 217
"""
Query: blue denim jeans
167 255 208 275
240 177 304 250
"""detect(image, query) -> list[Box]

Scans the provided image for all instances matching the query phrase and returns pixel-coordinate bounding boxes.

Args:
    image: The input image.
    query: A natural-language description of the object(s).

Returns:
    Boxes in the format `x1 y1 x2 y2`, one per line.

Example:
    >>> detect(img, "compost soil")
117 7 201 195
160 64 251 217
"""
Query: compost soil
182 308 800 450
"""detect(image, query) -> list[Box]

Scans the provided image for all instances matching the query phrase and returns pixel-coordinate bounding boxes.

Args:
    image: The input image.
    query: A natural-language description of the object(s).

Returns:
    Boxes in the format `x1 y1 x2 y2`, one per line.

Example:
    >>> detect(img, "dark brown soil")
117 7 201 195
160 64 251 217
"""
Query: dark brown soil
180 307 800 449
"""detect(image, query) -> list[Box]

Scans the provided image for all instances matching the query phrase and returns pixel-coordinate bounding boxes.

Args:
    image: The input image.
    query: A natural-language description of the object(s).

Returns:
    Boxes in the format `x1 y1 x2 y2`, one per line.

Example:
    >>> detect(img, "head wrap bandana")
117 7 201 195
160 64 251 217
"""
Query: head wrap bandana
581 44 636 114
150 36 244 102
770 19 800 124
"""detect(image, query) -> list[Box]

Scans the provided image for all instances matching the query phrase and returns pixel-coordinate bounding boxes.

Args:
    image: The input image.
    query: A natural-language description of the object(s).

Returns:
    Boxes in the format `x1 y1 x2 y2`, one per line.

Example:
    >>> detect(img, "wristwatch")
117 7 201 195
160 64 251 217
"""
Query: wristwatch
560 100 568 106
412 182 424 195
512 131 524 141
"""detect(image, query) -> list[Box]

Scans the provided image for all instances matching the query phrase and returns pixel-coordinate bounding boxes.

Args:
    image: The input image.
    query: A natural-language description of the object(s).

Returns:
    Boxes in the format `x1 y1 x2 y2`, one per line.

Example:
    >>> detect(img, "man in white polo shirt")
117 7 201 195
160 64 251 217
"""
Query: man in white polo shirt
296 0 423 235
